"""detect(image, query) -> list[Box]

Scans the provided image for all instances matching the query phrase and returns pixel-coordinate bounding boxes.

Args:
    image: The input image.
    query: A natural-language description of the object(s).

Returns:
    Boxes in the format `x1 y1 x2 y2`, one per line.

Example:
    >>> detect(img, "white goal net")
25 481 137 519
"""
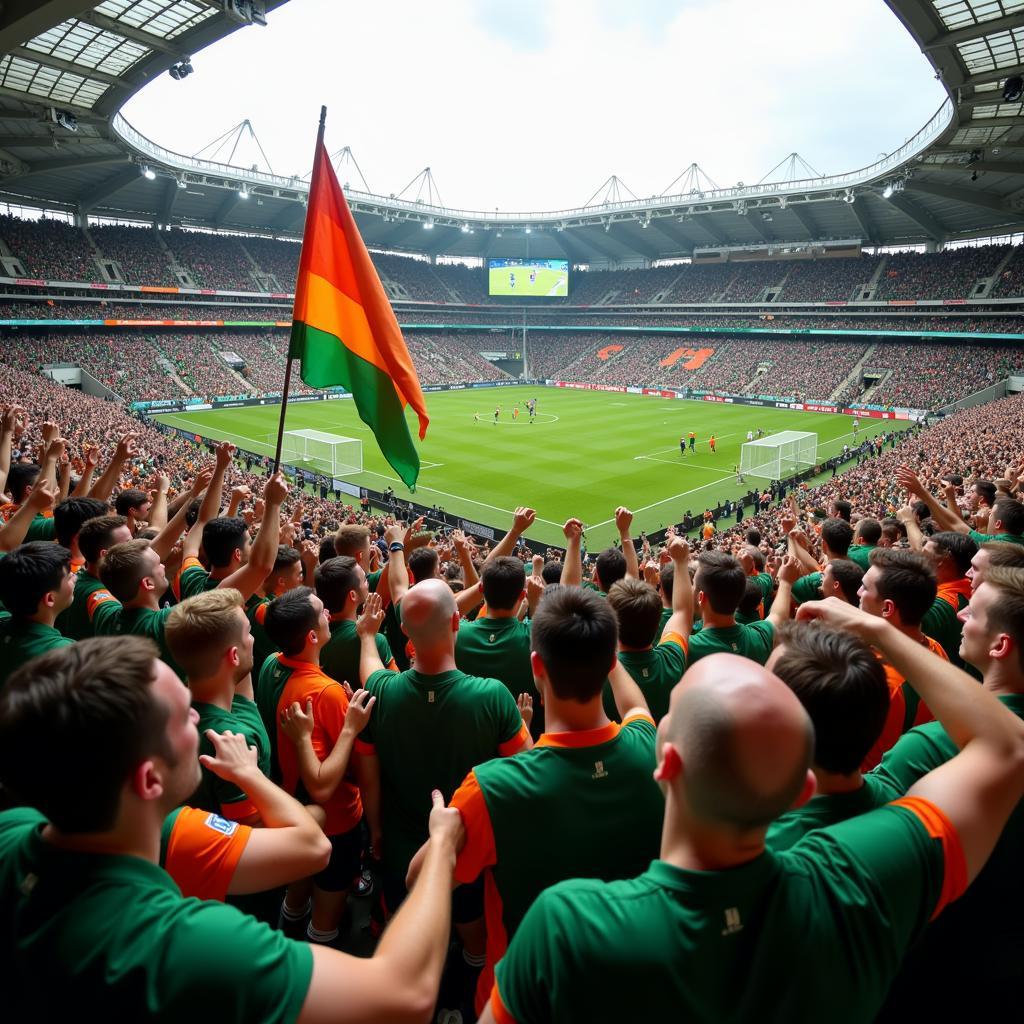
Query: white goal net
275 429 362 476
739 430 818 480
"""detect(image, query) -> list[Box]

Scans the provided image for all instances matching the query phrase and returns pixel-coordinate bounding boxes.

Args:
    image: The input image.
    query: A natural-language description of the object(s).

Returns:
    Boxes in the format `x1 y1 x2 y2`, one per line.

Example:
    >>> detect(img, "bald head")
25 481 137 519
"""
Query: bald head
663 654 814 830
400 578 458 647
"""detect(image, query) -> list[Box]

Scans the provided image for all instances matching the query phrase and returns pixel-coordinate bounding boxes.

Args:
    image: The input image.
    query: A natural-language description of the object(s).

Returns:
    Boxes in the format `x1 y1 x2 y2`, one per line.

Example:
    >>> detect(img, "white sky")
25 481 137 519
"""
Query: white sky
121 0 946 213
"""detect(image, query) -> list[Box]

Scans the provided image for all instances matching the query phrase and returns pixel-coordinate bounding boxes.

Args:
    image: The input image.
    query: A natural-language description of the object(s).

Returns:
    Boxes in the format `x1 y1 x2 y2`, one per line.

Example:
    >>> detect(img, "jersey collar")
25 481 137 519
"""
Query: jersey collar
536 721 620 748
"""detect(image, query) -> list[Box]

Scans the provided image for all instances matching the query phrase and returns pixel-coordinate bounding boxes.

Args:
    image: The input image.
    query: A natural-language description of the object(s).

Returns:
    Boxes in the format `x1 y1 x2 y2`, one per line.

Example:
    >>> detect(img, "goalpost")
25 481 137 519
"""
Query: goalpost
739 430 818 480
273 428 363 476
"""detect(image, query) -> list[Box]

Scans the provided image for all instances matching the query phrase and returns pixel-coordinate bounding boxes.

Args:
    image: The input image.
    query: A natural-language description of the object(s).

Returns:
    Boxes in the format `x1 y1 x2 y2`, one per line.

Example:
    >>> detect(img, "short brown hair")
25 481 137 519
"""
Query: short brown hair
868 548 937 627
334 524 370 557
78 514 129 565
98 539 153 602
0 637 168 832
696 551 746 615
981 540 1024 570
607 577 662 648
984 566 1024 673
165 588 245 680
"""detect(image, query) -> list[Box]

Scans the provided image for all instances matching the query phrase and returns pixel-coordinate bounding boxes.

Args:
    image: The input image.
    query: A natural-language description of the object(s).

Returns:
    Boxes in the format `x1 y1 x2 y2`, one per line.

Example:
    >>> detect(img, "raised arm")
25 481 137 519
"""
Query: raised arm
896 505 926 552
218 471 287 600
797 596 1024 883
767 554 801 631
297 793 461 1024
358 592 388 684
484 507 536 565
199 729 331 891
183 441 235 559
0 404 21 497
89 433 137 503
608 658 650 723
452 530 479 589
279 691 376 805
897 466 967 535
385 522 411 605
559 517 584 587
148 473 171 531
662 534 693 638
69 445 99 498
149 469 212 563
0 479 56 551
615 506 639 580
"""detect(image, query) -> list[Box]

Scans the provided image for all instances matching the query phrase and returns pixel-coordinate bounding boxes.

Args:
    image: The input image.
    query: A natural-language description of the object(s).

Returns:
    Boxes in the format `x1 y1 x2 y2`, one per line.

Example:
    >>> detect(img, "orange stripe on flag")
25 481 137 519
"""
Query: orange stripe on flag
294 271 392 381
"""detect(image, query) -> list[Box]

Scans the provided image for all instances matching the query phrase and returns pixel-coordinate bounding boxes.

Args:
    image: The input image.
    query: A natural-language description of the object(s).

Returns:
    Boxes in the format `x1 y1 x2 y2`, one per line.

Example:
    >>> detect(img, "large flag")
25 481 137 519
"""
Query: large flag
289 121 429 489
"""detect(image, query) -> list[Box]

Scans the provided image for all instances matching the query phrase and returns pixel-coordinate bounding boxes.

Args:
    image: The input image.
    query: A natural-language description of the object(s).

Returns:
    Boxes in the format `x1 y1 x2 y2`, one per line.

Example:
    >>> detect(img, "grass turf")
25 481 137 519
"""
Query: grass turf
155 385 909 548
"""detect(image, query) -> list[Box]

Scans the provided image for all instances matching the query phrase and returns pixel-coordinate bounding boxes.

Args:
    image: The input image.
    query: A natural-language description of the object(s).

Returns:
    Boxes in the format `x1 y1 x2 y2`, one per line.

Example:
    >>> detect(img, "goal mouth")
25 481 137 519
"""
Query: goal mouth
273 429 363 477
739 430 818 480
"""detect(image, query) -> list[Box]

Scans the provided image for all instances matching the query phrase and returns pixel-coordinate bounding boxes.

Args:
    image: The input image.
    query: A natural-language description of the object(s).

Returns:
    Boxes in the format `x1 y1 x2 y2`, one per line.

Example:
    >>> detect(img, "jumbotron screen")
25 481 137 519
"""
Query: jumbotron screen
488 258 569 297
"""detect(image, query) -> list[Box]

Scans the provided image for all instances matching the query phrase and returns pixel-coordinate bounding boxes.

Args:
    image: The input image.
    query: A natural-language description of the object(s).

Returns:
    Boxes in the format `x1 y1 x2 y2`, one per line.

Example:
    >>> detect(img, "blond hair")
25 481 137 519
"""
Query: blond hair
165 588 245 680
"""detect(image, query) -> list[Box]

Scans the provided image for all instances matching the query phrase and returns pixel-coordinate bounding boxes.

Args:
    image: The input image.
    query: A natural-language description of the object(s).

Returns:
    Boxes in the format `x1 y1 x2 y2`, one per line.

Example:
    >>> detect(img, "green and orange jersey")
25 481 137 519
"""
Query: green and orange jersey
192 695 271 822
114 605 186 681
790 571 824 605
0 807 312 1022
451 713 663 1015
268 654 363 836
174 555 215 602
246 595 278 679
969 527 1024 548
55 568 121 641
354 666 528 882
602 632 687 723
861 635 945 772
870 694 1024 1017
766 775 901 851
921 577 972 670
160 806 251 901
321 614 395 690
687 619 775 666
490 798 965 1024
655 605 672 642
455 615 541 735
0 619 73 688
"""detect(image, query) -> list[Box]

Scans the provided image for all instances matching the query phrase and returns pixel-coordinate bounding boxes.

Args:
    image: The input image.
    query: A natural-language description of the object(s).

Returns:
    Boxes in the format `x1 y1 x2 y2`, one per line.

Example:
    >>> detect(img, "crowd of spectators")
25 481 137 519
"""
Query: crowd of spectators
992 244 1024 298
0 215 99 282
242 235 301 290
722 259 788 301
88 224 175 286
0 301 291 321
874 244 1010 301
372 252 455 301
779 255 879 302
165 229 259 292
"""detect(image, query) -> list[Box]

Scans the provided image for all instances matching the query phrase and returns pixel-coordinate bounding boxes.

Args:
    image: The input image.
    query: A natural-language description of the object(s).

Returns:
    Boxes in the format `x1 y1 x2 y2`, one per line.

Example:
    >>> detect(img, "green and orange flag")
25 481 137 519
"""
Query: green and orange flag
289 115 428 489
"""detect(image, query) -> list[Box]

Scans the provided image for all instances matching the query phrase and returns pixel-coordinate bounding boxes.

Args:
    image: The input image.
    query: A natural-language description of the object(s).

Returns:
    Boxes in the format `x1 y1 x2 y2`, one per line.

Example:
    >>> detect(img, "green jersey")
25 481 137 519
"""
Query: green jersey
687 620 775 666
602 633 687 723
494 802 959 1024
192 695 271 819
921 585 971 671
255 652 290 783
655 605 672 642
356 666 527 880
55 568 121 641
870 694 1024 1016
969 528 1024 548
176 555 215 601
25 513 56 542
791 572 823 605
766 775 900 851
453 716 663 1014
0 619 73 687
115 606 186 681
455 615 540 735
321 615 393 690
0 808 312 1022
847 544 876 570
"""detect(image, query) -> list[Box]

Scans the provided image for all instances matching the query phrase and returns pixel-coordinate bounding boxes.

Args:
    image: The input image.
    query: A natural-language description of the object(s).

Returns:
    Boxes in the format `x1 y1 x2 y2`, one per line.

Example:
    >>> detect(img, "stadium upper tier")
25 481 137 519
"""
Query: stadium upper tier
3 327 1021 413
2 215 1024 305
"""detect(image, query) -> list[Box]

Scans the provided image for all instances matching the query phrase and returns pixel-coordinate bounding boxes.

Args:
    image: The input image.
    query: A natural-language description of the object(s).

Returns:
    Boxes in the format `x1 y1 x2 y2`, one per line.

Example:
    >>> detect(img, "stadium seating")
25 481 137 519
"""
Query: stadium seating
89 224 175 286
873 244 1010 300
778 256 879 302
165 229 259 291
0 214 99 282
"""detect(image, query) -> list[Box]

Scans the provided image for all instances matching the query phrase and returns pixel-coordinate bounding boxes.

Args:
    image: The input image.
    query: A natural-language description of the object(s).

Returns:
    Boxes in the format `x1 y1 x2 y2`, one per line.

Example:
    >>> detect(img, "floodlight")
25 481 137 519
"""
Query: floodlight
882 182 894 199
460 223 470 233
1003 75 1024 102
496 231 502 237
143 166 156 180
177 178 187 189
524 227 531 234
842 190 855 204
423 220 434 230
239 186 249 199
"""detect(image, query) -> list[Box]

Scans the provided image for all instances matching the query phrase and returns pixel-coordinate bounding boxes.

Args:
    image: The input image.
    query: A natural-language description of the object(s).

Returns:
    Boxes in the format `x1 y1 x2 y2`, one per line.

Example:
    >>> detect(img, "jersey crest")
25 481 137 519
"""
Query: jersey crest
591 760 608 779
204 813 239 836
721 907 743 936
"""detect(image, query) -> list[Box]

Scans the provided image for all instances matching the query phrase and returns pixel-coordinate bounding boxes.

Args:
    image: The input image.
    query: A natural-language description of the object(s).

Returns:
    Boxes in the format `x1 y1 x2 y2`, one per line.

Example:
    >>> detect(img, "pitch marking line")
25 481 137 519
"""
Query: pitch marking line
636 455 736 475
587 476 740 529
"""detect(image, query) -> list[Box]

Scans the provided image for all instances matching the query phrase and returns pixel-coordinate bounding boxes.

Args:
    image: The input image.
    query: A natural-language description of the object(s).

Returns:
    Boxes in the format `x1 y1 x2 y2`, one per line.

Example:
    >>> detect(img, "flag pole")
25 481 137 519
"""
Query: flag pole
273 104 327 473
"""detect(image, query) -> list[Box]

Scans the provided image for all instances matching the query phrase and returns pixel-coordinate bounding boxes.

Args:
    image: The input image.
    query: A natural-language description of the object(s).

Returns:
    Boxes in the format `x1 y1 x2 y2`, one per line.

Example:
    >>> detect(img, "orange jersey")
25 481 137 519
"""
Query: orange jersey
161 806 251 901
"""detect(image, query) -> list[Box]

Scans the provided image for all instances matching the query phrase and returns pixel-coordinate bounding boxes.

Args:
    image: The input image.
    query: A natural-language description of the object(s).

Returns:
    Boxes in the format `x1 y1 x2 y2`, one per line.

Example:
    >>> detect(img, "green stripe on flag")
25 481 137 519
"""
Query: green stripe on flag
290 321 421 490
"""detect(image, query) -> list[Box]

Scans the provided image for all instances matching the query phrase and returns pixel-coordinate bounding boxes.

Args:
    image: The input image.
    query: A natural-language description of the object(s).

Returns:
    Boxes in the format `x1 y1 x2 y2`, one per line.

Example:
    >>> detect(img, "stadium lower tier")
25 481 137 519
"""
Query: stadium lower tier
2 328 1021 412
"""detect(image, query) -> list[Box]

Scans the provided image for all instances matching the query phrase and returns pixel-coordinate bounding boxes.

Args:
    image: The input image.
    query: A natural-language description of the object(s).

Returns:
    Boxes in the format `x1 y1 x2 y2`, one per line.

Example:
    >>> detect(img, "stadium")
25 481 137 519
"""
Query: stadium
2 0 1024 1020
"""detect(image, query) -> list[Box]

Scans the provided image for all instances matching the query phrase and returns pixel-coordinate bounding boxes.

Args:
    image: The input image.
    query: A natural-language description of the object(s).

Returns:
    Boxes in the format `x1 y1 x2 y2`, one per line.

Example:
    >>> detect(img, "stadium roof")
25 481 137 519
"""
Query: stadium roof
0 0 1022 263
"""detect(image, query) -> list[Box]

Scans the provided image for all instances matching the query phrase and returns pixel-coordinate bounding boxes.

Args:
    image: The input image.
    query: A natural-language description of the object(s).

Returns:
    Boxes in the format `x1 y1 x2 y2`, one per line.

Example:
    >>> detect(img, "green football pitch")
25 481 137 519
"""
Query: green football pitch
155 385 908 548
488 267 567 297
